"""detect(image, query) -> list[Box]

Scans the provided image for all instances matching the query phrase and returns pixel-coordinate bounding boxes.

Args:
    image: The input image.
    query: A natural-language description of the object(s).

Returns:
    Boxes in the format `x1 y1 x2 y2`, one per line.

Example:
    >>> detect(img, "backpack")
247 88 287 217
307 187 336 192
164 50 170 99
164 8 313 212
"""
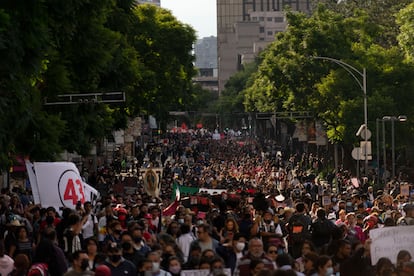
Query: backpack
288 214 310 243
28 263 49 276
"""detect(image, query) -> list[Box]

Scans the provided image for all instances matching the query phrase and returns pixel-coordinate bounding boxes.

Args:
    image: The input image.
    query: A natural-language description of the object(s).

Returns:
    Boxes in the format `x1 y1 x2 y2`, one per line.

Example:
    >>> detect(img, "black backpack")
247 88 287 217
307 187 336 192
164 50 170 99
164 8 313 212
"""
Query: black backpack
288 214 310 243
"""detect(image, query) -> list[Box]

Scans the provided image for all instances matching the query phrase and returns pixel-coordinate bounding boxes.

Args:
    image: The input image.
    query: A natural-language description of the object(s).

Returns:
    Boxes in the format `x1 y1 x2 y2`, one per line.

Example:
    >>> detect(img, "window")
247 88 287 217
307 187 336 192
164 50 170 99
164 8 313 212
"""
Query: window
267 17 272 22
259 17 264 21
274 17 284 22
259 27 265 33
267 31 273 35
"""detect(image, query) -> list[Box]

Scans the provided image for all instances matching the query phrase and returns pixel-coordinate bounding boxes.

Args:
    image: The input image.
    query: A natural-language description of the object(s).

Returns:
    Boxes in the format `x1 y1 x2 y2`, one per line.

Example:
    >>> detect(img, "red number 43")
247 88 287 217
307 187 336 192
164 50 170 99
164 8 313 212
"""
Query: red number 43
63 178 86 205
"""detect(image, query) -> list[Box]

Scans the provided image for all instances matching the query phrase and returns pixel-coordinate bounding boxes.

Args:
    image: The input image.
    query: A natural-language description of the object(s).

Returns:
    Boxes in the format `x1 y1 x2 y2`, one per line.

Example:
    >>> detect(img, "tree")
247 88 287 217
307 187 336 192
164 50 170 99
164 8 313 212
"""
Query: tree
397 2 414 63
243 3 414 149
127 4 197 125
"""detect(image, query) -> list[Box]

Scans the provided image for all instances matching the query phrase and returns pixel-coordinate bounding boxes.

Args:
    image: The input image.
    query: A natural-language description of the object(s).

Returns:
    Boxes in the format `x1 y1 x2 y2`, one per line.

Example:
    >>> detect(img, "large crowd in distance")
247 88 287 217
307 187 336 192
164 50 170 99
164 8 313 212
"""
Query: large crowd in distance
1 130 414 276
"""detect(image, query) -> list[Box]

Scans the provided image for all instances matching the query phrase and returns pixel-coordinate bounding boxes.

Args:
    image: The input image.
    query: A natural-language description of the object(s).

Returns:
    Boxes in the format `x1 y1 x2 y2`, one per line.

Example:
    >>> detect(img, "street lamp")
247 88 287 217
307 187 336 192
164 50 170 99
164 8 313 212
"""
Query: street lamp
381 115 407 179
313 56 368 174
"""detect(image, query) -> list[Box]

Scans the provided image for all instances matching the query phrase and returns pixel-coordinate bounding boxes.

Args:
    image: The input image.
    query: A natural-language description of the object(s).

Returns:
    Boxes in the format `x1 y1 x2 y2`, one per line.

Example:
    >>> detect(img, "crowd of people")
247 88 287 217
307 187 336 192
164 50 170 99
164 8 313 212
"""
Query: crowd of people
1 130 414 276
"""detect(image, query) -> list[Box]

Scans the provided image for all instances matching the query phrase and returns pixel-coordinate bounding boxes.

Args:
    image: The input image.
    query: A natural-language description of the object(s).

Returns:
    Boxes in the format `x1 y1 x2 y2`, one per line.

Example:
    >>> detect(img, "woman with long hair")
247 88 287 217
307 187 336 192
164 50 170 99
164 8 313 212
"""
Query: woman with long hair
219 217 239 243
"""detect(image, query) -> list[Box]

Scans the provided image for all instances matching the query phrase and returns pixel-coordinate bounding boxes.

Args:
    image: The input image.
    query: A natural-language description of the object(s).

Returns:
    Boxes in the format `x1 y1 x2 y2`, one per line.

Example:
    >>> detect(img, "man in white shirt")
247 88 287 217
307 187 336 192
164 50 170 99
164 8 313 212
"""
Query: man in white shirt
81 201 98 241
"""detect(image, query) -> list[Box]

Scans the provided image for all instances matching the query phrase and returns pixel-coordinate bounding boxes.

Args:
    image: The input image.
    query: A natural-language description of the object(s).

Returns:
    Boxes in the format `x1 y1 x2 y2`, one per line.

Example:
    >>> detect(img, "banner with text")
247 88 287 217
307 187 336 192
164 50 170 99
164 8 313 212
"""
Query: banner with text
370 225 414 265
25 161 100 210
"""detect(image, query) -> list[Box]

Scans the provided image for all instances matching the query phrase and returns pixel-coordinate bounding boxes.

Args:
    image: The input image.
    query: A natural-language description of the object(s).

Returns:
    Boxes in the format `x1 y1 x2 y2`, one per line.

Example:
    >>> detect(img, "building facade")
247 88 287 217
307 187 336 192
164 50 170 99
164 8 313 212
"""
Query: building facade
217 0 312 94
193 36 219 92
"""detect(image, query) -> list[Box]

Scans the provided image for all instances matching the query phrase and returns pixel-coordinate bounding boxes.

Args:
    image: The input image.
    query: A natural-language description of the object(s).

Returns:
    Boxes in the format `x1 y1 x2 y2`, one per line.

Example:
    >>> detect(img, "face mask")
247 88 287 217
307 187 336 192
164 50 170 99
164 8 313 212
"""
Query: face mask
169 265 181 274
178 218 184 224
236 242 245 252
346 202 352 207
80 259 89 271
109 254 122 263
134 237 142 243
326 267 334 276
46 216 54 225
152 262 160 272
122 242 132 251
264 219 272 224
114 229 122 235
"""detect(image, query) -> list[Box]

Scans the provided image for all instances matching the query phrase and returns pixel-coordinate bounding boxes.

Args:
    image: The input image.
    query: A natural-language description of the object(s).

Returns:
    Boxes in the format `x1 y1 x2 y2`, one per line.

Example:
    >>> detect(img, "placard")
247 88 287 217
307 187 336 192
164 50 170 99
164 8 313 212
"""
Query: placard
370 225 414 265
401 184 410 197
322 195 331 206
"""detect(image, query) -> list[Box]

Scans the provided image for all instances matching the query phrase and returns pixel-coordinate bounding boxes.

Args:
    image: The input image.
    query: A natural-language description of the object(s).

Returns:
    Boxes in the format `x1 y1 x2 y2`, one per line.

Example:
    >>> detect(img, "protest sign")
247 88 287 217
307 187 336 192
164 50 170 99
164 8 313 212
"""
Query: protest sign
370 225 414 265
181 268 231 276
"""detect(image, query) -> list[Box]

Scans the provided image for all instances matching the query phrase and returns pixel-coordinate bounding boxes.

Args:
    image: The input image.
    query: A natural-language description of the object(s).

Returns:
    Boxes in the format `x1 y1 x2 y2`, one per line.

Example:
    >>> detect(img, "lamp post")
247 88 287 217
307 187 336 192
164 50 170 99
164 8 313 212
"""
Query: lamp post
313 56 368 174
381 115 407 179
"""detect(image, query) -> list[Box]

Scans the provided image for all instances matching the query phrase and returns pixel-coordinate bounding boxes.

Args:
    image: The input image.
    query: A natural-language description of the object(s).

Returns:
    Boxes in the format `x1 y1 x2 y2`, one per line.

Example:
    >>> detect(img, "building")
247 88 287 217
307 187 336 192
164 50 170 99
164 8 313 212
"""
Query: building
193 36 219 93
217 0 312 94
136 0 160 6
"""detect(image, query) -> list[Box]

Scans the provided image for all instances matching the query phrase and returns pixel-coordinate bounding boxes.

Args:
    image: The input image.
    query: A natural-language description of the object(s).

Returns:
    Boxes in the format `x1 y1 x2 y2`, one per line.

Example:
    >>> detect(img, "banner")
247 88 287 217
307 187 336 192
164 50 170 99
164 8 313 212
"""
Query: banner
181 269 231 276
140 168 163 197
171 183 227 201
25 161 100 210
370 225 414 265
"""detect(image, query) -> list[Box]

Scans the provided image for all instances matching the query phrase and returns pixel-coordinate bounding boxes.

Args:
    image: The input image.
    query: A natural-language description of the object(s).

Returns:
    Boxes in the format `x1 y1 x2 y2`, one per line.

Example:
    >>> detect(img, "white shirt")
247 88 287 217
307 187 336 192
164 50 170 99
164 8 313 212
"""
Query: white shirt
82 213 98 239
176 232 195 262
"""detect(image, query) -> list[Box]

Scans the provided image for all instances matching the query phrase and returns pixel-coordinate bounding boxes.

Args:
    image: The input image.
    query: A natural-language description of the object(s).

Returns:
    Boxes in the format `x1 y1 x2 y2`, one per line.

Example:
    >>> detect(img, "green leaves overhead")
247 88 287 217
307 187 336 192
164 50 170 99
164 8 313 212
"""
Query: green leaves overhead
242 2 414 146
0 0 197 169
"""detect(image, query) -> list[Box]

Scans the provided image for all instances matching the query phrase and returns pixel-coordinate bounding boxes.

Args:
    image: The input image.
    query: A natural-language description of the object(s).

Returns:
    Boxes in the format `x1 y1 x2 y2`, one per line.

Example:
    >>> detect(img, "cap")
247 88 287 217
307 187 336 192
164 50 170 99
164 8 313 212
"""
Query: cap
95 265 111 276
275 194 285 202
264 208 274 215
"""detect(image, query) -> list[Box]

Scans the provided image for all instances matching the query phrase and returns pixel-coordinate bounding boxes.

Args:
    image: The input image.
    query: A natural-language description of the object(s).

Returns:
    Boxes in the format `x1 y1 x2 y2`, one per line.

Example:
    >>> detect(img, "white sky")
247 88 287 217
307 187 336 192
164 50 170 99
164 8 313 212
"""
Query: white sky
161 0 217 39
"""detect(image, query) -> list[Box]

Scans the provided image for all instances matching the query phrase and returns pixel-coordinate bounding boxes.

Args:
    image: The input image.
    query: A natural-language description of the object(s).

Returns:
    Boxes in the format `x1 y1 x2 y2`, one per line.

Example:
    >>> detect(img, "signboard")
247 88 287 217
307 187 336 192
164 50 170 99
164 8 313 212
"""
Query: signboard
370 225 414 265
322 195 331 206
401 184 410 197
25 161 99 210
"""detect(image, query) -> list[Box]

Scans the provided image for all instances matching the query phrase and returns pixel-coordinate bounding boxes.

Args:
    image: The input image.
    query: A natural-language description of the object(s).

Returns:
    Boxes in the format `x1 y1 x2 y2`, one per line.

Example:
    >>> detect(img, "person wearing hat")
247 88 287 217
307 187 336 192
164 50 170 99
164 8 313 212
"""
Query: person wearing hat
103 242 137 276
397 203 414 225
251 208 283 250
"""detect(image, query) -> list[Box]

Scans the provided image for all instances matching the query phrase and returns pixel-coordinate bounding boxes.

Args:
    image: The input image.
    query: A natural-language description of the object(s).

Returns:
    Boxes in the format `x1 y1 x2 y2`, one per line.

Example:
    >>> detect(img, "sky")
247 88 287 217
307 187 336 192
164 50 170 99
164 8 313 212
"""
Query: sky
161 0 217 39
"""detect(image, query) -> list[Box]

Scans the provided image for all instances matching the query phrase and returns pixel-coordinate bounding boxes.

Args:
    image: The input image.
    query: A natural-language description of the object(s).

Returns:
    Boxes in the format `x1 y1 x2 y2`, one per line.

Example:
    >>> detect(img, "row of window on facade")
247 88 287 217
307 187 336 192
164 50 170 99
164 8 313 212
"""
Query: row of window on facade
251 16 285 22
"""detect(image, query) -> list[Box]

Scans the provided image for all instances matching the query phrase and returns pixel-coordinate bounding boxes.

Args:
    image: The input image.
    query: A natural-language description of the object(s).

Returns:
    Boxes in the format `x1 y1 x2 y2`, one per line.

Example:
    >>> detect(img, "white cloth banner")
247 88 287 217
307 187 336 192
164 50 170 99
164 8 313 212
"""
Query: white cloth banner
370 225 414 265
181 269 231 276
25 161 40 205
25 161 99 210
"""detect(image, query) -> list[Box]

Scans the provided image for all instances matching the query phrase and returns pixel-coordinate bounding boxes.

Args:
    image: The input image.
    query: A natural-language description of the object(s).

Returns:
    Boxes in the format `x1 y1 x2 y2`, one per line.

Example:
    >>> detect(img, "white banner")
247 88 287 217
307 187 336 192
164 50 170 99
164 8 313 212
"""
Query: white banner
181 269 231 276
370 225 414 265
25 161 40 205
25 161 99 210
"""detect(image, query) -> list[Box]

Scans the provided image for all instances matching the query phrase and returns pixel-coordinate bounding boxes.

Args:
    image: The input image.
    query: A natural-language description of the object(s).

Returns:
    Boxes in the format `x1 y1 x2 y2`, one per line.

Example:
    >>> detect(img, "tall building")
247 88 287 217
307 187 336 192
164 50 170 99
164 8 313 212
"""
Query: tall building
193 36 219 93
217 0 312 94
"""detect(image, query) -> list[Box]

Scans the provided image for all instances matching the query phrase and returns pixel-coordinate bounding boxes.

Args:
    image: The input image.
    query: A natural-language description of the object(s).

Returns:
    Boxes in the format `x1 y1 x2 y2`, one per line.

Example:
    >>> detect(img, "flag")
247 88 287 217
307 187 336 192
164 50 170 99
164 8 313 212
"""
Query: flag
25 161 100 210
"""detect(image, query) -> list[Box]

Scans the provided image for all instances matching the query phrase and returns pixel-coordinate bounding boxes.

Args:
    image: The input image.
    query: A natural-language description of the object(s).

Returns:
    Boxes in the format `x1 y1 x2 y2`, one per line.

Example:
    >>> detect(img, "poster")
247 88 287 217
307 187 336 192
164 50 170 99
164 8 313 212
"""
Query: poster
370 225 414 265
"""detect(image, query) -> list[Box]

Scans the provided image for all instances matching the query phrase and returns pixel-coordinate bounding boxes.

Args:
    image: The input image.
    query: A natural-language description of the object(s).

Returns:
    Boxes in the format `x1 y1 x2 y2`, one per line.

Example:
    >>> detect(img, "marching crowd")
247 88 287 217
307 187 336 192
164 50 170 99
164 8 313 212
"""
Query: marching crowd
1 131 414 276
